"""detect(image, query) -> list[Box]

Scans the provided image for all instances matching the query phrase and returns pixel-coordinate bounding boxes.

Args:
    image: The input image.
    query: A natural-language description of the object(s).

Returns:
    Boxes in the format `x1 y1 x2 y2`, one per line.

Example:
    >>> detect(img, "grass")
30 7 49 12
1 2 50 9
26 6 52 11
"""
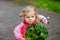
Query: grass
15 0 60 13
30 0 60 14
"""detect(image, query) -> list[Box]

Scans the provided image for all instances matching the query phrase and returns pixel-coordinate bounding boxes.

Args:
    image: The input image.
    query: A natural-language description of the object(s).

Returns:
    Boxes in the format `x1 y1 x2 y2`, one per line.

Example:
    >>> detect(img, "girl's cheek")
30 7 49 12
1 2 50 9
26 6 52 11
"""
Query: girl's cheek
24 18 28 22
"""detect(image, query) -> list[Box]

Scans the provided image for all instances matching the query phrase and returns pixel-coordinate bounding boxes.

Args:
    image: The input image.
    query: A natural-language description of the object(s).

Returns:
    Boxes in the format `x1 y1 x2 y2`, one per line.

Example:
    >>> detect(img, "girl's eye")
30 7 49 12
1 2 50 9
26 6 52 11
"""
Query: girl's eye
27 17 30 18
32 16 34 18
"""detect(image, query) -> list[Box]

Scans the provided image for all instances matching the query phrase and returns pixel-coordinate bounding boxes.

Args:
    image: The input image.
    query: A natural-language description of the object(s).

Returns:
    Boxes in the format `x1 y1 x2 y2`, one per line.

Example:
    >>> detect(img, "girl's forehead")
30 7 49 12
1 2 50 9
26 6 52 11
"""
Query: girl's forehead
26 11 35 16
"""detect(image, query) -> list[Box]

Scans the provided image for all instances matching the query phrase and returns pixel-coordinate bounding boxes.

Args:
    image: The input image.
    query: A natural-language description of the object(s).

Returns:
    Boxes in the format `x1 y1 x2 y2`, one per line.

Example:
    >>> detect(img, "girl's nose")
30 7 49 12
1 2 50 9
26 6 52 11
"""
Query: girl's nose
29 17 32 20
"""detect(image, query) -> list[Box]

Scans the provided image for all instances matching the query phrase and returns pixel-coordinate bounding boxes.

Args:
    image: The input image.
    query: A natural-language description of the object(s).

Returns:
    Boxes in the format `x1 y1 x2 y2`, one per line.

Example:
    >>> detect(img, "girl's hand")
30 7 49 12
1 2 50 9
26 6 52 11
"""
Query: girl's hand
20 38 26 40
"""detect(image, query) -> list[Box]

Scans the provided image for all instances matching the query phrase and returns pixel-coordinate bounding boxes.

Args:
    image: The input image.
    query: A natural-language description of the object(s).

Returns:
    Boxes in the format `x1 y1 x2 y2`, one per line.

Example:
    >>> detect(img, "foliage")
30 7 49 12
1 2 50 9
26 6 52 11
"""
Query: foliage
14 0 60 13
30 0 60 13
24 19 48 40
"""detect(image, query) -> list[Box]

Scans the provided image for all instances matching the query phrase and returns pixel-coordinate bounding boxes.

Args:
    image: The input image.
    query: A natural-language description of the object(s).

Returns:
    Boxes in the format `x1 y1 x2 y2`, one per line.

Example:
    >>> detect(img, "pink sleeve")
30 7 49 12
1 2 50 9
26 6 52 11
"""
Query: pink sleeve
38 15 48 23
13 22 24 40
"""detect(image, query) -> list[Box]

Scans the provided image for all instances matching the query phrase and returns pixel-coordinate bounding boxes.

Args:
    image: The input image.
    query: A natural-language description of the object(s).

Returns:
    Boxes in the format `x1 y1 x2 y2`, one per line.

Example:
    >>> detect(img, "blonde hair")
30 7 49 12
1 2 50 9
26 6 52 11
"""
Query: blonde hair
20 6 38 18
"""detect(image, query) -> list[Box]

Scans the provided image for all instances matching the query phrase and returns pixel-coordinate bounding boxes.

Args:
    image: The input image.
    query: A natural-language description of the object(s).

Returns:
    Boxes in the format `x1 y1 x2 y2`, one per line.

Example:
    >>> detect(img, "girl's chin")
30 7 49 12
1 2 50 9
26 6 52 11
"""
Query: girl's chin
28 22 33 24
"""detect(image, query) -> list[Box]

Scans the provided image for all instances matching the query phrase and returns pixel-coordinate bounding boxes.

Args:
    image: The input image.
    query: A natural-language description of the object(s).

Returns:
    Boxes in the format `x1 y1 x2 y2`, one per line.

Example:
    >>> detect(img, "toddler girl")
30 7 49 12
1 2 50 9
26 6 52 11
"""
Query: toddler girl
14 6 48 40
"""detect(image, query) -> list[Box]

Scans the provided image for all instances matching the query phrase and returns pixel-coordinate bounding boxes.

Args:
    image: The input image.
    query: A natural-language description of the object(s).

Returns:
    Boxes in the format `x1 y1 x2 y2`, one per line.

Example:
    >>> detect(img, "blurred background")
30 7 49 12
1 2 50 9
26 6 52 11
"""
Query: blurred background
0 0 60 40
14 0 60 13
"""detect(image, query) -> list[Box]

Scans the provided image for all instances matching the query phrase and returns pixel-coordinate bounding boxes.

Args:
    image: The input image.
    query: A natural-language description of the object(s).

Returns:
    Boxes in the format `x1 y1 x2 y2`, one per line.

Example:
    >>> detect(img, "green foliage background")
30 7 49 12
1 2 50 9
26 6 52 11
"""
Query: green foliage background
15 0 60 13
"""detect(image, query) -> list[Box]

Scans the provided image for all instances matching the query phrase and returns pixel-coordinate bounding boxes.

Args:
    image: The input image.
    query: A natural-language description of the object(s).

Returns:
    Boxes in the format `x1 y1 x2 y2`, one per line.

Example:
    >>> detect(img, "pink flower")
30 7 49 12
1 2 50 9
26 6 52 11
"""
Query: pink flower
38 15 48 24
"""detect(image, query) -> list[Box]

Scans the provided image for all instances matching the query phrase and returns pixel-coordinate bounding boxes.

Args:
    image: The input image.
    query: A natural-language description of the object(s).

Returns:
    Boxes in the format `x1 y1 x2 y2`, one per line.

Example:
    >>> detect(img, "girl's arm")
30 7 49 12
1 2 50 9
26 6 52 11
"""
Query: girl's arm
13 22 25 40
37 15 48 24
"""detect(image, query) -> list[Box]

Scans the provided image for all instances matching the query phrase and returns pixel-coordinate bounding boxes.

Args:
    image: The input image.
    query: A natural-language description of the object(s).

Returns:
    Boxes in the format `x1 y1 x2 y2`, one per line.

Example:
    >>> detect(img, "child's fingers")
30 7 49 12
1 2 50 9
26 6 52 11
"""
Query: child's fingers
20 38 26 40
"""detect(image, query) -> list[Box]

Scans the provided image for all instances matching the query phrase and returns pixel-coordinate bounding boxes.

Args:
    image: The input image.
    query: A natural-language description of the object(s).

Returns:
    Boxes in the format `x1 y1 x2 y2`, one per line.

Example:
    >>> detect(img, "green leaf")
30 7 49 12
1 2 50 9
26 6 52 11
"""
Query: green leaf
24 19 48 40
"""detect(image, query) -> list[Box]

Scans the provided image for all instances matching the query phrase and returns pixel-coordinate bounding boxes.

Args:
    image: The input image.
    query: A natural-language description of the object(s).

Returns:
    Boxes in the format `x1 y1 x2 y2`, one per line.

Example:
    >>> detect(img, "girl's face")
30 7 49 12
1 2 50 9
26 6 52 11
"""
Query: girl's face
24 11 36 24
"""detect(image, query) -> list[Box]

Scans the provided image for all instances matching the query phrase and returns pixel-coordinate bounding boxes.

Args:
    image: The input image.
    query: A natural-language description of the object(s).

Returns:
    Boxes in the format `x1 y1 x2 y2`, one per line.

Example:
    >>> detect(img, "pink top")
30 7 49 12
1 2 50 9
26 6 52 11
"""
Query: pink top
13 15 48 40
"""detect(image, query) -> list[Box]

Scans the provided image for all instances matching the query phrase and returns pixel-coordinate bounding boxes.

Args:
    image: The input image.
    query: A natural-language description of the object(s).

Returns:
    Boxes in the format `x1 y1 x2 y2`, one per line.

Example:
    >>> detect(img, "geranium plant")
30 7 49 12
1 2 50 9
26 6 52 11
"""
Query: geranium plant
24 19 48 40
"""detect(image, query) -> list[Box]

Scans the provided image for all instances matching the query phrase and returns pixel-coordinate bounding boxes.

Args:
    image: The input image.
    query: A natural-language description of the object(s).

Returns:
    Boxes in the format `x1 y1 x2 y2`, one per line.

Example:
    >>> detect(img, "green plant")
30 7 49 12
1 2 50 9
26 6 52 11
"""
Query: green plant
24 19 48 40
